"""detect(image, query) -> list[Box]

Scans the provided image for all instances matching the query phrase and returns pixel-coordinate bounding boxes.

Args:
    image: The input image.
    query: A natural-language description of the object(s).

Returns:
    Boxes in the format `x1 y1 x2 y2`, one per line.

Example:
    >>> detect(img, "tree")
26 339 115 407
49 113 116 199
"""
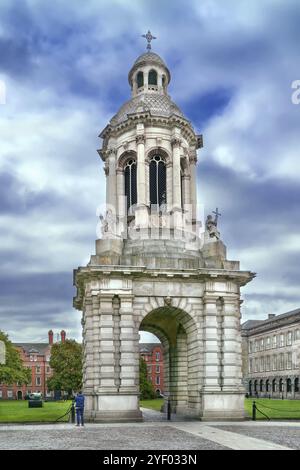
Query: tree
47 339 82 397
139 357 156 399
0 331 31 385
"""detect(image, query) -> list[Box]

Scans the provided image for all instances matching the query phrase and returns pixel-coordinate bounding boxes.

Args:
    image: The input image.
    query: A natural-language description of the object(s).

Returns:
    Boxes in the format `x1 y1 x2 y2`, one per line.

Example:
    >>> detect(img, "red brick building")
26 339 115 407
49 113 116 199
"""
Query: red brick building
0 330 66 400
139 343 164 395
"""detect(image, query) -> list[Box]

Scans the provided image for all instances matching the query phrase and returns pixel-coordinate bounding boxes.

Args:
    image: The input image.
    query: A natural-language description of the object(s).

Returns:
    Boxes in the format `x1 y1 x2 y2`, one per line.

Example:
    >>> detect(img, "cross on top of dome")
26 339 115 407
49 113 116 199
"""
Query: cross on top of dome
141 30 157 51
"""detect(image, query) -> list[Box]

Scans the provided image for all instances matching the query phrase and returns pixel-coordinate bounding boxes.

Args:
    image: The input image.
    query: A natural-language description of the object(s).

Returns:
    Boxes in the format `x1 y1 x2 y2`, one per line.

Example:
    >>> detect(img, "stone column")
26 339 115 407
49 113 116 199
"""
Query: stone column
202 294 221 392
118 294 142 420
171 138 182 211
189 152 197 225
106 149 117 214
221 295 244 392
135 132 148 227
98 294 116 391
116 168 126 236
82 295 98 419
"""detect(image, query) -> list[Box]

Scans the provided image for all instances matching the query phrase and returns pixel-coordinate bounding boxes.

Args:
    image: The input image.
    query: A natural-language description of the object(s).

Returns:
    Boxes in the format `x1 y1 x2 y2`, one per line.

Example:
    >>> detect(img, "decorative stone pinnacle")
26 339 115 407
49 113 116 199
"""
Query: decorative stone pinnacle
141 30 157 51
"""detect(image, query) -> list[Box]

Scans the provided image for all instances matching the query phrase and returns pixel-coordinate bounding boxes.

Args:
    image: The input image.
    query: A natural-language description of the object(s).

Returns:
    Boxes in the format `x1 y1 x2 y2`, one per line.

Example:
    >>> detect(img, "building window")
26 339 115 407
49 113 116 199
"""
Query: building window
280 354 284 370
249 342 253 354
149 155 166 208
36 377 41 386
46 366 51 374
272 356 277 371
148 69 157 86
249 358 253 373
272 379 276 393
36 366 41 374
30 355 34 362
287 332 292 346
272 335 277 348
266 380 270 392
295 378 299 392
156 365 160 374
295 330 300 341
287 353 292 369
155 352 160 361
259 339 264 351
124 159 137 214
255 341 259 352
0 391 2 398
137 71 144 88
260 357 264 372
286 378 292 393
259 379 263 392
155 376 160 385
7 390 13 398
255 359 258 372
266 337 271 349
280 334 284 347
266 356 270 371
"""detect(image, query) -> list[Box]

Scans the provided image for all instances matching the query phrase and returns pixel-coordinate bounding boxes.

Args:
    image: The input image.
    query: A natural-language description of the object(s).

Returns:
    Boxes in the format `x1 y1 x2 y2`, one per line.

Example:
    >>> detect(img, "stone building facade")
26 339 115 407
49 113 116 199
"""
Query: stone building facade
139 343 164 395
73 40 254 422
242 309 300 399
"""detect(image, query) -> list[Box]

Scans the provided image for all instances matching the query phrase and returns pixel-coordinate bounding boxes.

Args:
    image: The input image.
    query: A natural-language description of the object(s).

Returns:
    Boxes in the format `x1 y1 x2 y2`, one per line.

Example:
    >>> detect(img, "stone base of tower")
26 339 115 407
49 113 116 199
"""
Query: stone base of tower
84 393 143 423
200 391 246 421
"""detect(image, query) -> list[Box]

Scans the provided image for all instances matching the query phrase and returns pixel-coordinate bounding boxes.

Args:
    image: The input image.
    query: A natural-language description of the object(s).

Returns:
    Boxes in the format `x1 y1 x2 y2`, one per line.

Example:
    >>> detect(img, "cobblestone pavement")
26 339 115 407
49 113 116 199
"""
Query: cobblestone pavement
214 425 300 450
0 424 228 450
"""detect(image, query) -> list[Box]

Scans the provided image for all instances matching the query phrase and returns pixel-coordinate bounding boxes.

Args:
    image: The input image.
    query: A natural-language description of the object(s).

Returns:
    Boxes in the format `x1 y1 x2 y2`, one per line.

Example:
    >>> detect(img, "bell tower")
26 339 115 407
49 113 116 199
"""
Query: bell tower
74 34 255 422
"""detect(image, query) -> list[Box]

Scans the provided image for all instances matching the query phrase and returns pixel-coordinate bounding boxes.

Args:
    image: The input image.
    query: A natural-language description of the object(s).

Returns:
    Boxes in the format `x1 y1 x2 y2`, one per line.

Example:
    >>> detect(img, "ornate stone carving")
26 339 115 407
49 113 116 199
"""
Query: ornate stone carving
164 296 172 306
171 137 182 148
205 209 221 240
136 135 145 144
99 209 116 238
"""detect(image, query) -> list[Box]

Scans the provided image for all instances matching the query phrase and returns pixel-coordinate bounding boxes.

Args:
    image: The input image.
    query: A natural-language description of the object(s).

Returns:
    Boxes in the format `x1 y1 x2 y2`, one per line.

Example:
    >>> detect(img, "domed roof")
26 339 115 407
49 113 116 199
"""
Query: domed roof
128 51 171 85
110 93 184 126
134 52 167 68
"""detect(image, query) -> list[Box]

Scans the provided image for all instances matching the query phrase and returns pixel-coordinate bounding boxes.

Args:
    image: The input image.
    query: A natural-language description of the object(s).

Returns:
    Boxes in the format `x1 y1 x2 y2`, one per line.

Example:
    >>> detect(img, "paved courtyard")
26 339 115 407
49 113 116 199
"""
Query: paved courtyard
0 409 298 450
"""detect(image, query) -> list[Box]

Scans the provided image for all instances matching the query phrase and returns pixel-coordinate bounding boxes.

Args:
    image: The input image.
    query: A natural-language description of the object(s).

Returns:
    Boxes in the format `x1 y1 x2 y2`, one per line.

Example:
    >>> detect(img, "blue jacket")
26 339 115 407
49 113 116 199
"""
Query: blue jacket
75 394 85 408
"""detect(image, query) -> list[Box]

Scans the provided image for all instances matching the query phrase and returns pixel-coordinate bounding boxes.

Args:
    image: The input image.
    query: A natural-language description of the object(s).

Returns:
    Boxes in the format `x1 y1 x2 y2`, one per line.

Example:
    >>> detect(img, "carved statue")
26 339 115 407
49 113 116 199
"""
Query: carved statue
99 209 116 238
206 213 220 240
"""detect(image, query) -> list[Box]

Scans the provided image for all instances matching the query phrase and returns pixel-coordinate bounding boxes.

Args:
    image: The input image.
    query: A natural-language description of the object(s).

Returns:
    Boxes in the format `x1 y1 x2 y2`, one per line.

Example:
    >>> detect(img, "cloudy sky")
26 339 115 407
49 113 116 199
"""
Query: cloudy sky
0 0 299 343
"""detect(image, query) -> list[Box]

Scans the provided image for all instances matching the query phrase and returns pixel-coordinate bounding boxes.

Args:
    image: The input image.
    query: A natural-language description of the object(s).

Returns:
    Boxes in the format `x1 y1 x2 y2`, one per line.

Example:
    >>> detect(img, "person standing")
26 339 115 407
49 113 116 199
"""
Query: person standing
74 391 85 427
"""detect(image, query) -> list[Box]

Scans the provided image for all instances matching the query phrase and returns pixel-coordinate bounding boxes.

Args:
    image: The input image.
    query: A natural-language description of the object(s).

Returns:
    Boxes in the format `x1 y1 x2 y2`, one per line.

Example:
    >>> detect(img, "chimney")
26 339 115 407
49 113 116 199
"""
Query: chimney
268 314 276 319
48 330 53 345
60 330 66 343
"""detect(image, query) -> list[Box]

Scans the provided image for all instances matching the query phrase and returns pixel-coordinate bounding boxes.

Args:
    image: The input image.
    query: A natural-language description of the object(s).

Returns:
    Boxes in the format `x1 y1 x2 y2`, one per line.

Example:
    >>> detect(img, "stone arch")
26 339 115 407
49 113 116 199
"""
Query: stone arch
117 150 137 171
138 303 201 416
146 147 172 165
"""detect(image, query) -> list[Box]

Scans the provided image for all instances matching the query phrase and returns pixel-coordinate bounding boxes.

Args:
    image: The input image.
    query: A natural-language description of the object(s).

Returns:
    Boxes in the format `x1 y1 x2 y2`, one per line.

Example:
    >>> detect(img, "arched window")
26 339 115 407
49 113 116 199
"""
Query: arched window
124 159 137 214
272 379 276 392
249 381 252 395
148 69 157 85
254 380 257 393
162 75 166 90
137 71 144 88
295 378 299 392
279 378 283 392
149 155 166 208
259 379 263 392
286 378 292 393
266 380 270 392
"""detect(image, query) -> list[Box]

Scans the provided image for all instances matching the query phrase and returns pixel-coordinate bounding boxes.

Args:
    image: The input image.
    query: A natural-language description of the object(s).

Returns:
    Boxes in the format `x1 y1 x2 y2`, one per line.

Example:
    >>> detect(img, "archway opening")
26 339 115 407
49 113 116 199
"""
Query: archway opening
139 305 201 418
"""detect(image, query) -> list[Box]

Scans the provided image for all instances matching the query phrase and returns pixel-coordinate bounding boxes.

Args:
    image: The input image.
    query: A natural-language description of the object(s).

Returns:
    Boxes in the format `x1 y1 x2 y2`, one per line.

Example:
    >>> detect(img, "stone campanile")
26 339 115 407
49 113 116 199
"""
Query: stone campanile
73 35 255 422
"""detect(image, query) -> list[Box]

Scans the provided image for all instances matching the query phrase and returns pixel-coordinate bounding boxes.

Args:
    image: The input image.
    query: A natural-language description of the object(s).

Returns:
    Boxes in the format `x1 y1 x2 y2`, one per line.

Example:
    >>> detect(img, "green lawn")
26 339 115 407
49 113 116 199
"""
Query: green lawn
0 400 72 423
245 398 300 420
140 398 164 411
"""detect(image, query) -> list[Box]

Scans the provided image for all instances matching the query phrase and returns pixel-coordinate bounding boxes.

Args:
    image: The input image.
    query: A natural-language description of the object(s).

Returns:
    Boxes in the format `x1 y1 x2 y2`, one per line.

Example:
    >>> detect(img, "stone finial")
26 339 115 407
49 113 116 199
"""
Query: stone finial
136 135 145 144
